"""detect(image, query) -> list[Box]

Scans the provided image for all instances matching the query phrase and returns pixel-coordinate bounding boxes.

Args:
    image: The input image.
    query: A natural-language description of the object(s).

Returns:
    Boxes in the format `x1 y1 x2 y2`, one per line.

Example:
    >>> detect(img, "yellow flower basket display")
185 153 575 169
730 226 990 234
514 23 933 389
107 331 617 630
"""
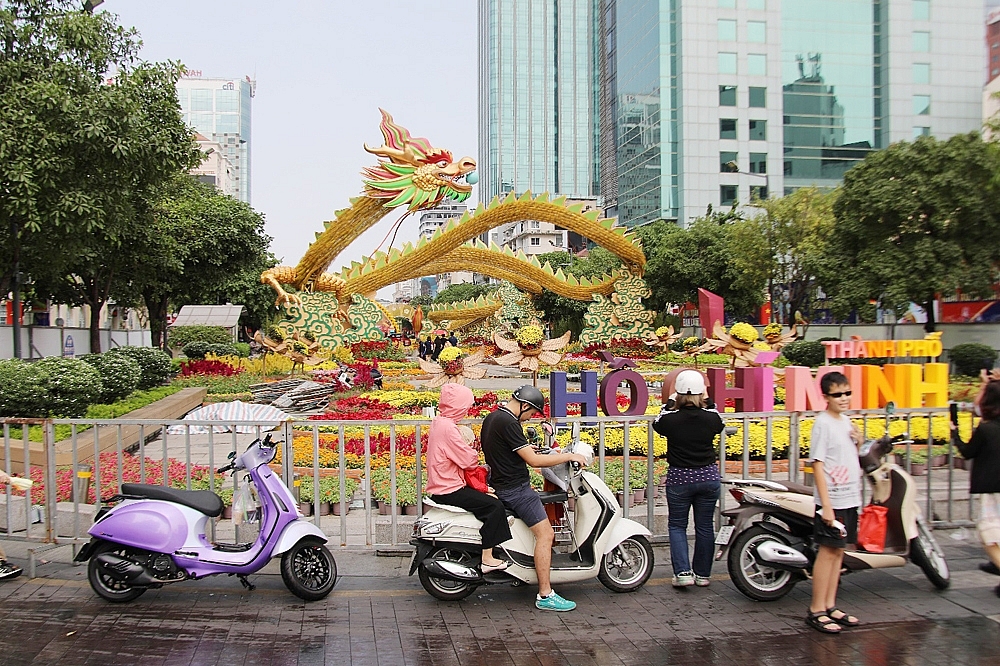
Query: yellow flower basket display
515 325 545 347
729 322 759 344
763 323 783 338
655 326 671 337
437 346 465 363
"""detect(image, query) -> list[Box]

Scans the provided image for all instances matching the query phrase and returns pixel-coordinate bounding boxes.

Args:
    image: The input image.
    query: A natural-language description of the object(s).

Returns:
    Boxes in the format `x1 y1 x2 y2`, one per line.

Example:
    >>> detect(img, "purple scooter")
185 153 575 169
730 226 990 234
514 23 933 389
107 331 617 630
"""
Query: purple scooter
74 434 337 602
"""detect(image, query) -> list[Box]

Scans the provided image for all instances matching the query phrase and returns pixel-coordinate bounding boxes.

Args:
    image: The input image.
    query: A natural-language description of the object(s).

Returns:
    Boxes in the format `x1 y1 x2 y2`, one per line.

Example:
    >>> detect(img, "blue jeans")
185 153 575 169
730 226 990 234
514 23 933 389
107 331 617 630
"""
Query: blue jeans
666 480 721 577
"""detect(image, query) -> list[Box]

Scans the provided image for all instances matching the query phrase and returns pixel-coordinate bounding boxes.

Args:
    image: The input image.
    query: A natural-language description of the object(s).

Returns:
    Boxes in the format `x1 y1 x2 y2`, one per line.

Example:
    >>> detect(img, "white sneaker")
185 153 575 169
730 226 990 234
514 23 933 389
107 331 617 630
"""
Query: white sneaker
694 575 711 587
672 571 694 587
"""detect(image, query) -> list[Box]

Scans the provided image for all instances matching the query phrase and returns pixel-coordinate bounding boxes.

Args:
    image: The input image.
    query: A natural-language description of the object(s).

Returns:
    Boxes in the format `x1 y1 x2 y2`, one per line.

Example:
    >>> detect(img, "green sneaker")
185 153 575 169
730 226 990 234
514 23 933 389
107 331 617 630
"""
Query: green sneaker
535 591 576 612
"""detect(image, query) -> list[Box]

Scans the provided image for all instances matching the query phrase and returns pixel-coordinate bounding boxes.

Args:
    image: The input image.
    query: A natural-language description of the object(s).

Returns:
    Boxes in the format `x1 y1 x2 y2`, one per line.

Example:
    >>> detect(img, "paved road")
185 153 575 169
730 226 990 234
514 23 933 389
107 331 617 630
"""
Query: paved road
0 536 997 665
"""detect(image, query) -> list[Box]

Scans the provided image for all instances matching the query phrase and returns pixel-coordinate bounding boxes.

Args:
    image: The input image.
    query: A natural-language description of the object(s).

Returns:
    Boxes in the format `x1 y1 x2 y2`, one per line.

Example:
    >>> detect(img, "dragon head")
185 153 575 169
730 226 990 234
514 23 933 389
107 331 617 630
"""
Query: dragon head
362 109 476 211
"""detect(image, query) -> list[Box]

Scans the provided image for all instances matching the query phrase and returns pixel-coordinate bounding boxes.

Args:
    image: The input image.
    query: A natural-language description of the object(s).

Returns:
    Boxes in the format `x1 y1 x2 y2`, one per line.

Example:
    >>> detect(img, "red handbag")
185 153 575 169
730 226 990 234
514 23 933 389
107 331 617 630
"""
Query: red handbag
464 465 490 493
857 504 889 552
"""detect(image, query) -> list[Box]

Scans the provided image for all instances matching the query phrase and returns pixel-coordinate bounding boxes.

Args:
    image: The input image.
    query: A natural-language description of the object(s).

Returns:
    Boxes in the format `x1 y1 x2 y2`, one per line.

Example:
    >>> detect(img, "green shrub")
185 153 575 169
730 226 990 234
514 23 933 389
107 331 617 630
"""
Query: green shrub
35 357 103 417
108 346 172 389
0 360 47 417
233 343 251 358
182 342 238 360
81 353 141 403
781 340 826 367
168 325 232 347
949 343 998 377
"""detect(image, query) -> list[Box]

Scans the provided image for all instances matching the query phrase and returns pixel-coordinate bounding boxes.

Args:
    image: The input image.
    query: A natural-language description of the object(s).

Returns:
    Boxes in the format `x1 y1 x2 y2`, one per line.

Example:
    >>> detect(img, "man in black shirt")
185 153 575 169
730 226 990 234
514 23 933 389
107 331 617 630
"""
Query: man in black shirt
481 385 588 612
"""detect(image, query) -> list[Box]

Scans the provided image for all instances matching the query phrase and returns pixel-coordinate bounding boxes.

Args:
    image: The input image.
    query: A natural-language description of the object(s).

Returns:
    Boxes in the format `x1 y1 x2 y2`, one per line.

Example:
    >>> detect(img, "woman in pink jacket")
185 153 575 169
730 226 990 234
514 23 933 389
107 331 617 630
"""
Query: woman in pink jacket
427 383 511 572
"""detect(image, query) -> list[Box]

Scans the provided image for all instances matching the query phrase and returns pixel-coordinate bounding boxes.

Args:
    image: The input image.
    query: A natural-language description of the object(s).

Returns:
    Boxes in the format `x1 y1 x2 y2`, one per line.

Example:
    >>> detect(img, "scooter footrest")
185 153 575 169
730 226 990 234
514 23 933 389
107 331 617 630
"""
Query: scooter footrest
212 542 255 553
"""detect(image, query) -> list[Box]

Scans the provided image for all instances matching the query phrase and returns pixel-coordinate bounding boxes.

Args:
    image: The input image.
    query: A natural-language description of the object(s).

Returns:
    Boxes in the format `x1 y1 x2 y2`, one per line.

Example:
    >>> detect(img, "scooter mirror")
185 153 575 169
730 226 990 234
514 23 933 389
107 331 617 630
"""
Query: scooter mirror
885 402 896 416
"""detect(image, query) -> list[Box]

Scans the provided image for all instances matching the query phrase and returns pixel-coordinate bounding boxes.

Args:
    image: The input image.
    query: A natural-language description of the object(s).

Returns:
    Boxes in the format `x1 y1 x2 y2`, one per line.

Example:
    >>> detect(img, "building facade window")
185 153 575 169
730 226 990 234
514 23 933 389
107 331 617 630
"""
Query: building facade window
749 87 766 108
720 185 738 206
913 95 930 116
749 152 767 173
719 52 737 74
749 119 767 140
913 63 930 84
747 0 765 9
720 119 738 140
913 0 930 21
913 126 931 138
748 54 767 76
750 185 768 200
747 21 766 43
913 31 930 52
720 151 739 172
530 237 540 246
719 85 737 106
719 0 736 8
718 19 737 41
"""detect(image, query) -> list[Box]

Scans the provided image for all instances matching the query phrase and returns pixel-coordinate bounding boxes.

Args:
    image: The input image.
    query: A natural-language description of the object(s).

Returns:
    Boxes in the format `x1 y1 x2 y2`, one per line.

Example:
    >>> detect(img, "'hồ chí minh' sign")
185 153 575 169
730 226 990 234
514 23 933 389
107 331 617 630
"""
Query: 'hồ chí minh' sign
549 352 949 416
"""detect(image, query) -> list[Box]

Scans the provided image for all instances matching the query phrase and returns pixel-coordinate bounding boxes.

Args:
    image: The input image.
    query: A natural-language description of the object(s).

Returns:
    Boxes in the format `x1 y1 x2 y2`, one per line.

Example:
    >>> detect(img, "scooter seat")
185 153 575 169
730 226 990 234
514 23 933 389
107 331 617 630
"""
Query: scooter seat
538 490 568 504
779 481 814 496
121 483 225 518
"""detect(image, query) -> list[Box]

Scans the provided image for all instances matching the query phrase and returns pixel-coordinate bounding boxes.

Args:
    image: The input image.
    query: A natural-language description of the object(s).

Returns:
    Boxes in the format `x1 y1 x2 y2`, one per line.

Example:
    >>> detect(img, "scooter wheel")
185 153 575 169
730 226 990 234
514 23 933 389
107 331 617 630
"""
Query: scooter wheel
418 547 477 601
910 520 950 590
280 538 338 601
727 526 798 601
599 535 655 592
87 541 147 603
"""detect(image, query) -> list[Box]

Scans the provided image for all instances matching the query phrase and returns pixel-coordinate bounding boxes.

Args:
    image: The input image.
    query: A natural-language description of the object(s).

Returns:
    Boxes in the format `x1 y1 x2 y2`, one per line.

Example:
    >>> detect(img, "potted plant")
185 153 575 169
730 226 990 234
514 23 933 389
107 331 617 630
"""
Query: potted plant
603 460 633 508
322 476 359 515
930 445 950 468
218 486 234 519
628 460 648 503
299 477 330 516
908 449 928 476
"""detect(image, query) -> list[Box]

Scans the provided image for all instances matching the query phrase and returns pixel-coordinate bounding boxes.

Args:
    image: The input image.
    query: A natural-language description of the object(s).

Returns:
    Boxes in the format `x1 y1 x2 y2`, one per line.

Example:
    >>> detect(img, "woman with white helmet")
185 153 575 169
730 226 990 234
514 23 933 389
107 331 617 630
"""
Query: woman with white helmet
652 370 725 588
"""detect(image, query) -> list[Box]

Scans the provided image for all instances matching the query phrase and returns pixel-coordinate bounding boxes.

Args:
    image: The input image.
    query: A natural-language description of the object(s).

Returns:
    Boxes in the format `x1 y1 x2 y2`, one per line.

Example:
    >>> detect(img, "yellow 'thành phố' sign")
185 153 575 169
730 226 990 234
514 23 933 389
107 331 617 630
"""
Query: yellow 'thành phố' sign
821 333 943 360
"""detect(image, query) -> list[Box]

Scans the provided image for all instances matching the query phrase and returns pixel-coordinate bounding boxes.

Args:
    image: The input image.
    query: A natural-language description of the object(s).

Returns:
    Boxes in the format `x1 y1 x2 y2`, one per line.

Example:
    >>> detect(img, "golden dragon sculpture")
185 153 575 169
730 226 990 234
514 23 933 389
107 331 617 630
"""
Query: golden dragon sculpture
260 111 652 347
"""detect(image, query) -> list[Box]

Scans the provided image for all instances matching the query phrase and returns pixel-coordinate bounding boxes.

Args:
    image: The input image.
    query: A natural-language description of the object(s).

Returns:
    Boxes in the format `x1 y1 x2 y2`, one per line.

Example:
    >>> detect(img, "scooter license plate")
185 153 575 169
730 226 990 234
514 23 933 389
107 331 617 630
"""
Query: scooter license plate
715 525 735 545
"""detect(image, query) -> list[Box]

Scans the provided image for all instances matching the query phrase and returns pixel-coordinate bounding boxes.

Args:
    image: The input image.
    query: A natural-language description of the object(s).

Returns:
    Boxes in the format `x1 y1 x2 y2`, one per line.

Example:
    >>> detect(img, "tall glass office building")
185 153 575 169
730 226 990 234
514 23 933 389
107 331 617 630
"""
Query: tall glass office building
177 76 254 203
478 0 601 201
598 0 983 227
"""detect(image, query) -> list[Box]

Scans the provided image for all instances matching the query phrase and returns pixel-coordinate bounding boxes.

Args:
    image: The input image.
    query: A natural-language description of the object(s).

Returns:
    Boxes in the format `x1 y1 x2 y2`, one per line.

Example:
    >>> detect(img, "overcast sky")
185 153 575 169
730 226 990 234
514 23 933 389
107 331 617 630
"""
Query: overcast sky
109 1 478 298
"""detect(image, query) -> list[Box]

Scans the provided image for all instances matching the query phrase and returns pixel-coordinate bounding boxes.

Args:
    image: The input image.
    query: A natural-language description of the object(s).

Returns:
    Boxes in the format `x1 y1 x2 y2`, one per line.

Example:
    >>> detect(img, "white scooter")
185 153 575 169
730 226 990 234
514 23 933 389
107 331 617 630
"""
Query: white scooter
716 404 950 601
409 440 655 600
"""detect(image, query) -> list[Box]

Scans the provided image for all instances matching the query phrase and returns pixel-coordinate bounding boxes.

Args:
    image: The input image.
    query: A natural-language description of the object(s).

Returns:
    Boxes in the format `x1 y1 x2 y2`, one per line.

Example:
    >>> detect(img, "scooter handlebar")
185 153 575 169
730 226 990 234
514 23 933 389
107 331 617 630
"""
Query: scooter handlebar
216 463 234 474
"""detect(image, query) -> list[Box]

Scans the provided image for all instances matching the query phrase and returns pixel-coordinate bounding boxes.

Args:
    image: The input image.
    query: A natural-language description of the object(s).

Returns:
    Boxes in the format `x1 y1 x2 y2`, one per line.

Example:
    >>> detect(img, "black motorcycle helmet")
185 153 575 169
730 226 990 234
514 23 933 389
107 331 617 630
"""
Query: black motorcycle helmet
512 385 545 416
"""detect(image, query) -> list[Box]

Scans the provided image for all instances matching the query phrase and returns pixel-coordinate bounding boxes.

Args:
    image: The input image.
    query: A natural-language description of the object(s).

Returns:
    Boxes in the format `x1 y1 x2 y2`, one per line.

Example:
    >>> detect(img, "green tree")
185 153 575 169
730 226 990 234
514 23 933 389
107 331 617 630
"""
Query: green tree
637 215 768 319
409 294 433 308
433 281 497 304
0 1 200 352
826 133 1000 330
737 187 837 323
531 248 624 338
128 176 273 348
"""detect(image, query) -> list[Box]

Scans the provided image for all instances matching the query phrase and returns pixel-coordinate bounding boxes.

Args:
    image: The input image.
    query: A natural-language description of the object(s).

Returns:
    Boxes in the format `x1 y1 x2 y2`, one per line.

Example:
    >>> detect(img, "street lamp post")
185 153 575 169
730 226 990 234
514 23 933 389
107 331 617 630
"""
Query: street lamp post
725 161 768 202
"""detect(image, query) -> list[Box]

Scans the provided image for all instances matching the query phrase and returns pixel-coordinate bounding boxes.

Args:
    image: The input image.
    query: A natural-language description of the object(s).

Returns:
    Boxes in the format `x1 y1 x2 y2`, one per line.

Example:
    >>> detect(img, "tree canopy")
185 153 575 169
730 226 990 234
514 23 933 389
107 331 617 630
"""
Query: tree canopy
825 133 1000 330
1 0 201 352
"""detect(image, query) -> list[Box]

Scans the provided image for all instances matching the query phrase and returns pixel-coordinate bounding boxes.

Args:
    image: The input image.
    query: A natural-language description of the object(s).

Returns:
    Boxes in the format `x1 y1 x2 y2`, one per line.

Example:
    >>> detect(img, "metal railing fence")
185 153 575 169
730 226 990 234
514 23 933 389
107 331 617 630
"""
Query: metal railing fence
1 407 974 550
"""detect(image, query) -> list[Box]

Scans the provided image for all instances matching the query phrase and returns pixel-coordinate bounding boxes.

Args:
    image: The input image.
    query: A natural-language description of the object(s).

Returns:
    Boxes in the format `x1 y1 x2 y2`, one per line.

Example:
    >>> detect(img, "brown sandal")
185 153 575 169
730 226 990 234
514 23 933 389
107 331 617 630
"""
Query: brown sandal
827 607 860 627
806 611 841 634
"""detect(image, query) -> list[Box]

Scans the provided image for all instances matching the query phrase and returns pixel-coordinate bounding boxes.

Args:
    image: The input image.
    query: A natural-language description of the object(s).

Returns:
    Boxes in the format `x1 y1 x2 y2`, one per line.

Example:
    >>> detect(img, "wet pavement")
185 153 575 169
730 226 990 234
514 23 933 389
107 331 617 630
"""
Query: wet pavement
0 537 997 665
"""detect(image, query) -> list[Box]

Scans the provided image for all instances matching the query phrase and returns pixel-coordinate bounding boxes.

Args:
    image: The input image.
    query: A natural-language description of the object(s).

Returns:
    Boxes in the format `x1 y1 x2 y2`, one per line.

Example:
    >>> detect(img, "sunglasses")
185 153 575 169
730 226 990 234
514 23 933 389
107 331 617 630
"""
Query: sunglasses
825 391 852 398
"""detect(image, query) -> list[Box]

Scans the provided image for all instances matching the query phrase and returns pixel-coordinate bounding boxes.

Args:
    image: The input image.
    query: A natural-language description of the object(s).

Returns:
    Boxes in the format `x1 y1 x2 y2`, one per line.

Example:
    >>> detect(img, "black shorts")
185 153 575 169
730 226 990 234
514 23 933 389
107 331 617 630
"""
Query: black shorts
495 482 548 528
813 506 858 549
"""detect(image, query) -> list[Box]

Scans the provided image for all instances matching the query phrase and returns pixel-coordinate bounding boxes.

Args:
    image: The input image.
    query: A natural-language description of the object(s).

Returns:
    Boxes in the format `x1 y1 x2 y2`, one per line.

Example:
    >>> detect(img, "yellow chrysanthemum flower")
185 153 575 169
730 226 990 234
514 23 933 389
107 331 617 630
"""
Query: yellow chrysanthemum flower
515 325 545 346
729 322 759 344
437 347 464 363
